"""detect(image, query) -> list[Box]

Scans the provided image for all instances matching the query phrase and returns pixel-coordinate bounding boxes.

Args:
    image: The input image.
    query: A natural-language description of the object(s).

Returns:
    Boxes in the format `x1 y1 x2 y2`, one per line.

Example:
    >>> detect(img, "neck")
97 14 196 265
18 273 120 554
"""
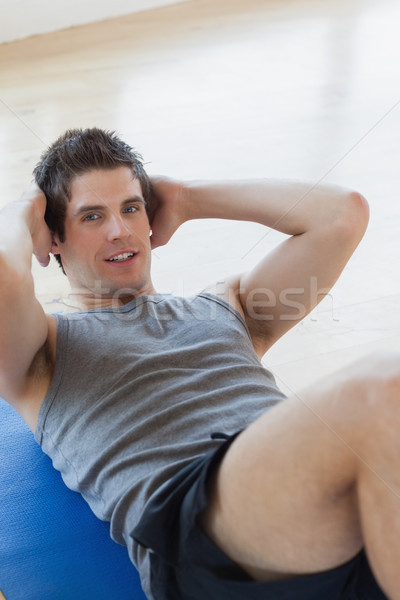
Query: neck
63 283 157 311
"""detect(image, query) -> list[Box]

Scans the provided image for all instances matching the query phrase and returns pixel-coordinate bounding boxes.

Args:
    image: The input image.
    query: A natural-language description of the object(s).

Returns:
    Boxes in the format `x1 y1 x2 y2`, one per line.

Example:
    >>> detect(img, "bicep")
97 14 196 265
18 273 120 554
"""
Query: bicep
238 219 364 354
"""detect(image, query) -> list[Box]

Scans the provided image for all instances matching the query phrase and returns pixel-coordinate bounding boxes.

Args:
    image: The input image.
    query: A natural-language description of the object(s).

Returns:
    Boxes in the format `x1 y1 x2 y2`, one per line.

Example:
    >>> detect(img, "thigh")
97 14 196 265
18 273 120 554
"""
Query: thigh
200 366 371 581
134 433 385 600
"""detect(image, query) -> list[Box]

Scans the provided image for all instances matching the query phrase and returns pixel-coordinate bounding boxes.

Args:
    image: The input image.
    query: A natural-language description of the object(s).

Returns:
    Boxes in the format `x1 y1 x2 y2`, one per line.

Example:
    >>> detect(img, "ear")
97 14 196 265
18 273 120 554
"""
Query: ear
50 232 61 255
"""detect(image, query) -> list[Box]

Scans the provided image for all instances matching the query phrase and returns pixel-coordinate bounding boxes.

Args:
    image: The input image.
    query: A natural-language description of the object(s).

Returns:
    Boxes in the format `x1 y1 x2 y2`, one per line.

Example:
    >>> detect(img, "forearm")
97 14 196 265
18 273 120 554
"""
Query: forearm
182 179 362 236
0 189 50 394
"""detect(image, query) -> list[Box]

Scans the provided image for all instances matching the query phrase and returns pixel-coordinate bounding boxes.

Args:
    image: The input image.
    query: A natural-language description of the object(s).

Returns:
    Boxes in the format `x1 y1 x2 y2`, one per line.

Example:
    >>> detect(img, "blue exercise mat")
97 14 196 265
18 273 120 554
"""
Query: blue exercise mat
0 399 147 600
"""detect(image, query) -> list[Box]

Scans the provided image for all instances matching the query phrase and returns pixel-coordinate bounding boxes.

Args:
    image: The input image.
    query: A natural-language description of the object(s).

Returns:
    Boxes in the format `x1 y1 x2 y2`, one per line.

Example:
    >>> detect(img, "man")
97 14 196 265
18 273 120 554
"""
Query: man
0 128 392 600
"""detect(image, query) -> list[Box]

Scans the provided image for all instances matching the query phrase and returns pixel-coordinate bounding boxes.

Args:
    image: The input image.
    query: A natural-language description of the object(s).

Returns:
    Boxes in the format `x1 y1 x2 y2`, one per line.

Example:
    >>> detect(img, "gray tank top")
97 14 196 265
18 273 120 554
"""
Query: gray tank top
34 293 285 596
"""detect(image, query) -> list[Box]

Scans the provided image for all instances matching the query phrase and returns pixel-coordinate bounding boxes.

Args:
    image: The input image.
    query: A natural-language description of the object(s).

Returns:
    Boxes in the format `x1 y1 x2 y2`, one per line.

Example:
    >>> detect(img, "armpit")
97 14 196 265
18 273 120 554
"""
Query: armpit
27 338 54 381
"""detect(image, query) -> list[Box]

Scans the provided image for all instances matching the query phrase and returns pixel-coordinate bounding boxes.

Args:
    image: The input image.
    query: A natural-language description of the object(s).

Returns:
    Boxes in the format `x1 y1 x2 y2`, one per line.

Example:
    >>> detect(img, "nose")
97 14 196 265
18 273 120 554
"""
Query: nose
106 212 131 241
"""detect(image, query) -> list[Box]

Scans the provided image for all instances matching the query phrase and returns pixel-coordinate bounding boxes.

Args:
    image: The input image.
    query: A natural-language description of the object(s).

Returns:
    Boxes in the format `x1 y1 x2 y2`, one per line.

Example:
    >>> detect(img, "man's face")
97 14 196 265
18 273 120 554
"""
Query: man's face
53 167 154 306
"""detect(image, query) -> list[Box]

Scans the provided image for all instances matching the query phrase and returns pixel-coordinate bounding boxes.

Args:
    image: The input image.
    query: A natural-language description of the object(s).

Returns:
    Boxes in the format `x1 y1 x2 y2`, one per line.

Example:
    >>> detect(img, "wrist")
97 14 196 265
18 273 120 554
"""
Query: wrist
177 180 193 223
182 181 228 221
181 181 211 222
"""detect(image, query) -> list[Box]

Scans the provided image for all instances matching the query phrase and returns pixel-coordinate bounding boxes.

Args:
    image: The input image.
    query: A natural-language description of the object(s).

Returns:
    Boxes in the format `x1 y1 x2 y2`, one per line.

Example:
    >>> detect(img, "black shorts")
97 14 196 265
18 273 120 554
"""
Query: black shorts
132 433 387 600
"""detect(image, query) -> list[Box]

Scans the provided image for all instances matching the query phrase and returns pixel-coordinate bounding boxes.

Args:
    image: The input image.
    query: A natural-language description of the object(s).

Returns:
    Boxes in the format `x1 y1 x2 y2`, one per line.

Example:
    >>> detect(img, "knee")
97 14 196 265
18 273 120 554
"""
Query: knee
347 350 400 431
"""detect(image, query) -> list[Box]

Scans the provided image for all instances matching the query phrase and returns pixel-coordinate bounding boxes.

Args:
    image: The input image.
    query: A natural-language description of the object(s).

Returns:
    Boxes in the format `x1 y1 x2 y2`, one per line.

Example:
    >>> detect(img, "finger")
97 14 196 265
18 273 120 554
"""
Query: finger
35 254 50 267
150 234 161 250
21 181 45 201
150 231 170 250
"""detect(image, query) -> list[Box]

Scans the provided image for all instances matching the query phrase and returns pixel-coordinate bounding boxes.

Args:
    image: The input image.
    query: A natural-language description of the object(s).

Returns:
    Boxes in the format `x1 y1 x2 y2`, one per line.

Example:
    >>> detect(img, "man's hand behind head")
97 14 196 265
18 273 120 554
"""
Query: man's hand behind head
19 183 53 267
149 176 187 250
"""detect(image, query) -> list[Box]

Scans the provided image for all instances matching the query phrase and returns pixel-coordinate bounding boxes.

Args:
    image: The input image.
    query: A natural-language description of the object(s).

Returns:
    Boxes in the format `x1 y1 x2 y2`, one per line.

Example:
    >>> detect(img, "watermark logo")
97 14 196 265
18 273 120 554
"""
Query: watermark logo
46 276 337 323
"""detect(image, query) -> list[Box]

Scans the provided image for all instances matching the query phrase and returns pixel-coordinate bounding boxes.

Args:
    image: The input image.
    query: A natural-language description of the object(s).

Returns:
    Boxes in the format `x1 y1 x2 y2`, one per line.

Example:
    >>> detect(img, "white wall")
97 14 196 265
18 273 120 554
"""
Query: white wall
0 0 191 44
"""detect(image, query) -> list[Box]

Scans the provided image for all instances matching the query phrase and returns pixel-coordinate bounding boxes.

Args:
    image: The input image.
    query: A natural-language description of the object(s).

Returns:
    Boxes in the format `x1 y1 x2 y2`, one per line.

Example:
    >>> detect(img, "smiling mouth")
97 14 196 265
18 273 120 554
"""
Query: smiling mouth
106 252 136 263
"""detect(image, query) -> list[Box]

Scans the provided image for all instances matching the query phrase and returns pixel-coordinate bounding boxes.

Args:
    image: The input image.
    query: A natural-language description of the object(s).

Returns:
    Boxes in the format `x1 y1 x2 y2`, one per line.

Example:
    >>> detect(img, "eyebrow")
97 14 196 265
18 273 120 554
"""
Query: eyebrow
72 196 145 219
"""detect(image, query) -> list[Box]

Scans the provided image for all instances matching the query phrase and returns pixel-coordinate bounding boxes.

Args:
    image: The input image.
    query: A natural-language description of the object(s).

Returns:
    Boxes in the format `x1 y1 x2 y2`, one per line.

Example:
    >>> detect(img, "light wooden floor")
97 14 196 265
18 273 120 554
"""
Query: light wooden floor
1 0 400 395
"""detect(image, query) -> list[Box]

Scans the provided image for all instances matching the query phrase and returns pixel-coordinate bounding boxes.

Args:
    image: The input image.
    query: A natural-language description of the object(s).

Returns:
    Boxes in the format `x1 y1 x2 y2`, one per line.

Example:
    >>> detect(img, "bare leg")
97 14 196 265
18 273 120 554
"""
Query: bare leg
200 352 400 599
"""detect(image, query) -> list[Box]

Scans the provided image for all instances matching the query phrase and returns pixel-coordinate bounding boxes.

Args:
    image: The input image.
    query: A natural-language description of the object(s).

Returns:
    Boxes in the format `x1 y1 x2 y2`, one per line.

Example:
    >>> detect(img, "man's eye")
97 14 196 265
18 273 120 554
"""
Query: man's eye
83 213 100 222
123 206 138 214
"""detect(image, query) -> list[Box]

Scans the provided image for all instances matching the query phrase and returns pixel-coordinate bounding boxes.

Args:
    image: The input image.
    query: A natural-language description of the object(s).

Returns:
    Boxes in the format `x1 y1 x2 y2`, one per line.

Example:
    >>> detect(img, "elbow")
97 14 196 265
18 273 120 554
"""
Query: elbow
335 190 370 244
349 190 370 231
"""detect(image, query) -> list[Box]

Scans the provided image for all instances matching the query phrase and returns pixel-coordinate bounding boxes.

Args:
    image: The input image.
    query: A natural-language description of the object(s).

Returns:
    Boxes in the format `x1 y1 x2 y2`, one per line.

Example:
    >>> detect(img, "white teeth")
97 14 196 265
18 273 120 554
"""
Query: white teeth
107 252 134 262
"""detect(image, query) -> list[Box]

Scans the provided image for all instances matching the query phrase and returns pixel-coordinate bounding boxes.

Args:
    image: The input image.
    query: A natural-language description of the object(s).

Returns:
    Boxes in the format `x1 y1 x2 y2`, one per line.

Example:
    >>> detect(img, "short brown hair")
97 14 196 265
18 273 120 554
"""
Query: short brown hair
33 128 152 271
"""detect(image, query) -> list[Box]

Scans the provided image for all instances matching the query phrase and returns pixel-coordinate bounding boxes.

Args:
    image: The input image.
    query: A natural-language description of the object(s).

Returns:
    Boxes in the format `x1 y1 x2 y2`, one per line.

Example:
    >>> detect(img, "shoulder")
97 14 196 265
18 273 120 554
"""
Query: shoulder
202 276 244 317
202 276 270 358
